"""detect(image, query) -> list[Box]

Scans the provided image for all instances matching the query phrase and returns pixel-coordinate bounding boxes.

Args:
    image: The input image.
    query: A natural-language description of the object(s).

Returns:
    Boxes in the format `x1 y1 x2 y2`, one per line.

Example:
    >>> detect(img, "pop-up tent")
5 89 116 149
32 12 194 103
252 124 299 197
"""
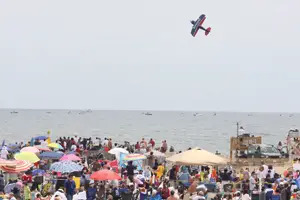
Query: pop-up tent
166 147 228 166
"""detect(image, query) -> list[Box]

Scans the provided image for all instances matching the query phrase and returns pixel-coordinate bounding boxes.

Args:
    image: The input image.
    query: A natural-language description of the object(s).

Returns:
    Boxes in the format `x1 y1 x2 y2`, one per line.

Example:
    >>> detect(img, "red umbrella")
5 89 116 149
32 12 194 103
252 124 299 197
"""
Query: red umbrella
90 169 121 181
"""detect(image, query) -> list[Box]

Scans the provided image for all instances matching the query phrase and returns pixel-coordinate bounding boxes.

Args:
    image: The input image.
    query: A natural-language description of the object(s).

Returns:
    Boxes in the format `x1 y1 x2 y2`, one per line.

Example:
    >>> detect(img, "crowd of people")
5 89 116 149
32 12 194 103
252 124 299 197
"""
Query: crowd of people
1 136 300 200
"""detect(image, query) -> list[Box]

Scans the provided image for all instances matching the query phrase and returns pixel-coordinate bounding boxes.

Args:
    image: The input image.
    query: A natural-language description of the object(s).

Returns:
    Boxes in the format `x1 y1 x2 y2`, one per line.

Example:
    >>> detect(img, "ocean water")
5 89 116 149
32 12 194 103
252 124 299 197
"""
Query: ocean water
0 109 299 154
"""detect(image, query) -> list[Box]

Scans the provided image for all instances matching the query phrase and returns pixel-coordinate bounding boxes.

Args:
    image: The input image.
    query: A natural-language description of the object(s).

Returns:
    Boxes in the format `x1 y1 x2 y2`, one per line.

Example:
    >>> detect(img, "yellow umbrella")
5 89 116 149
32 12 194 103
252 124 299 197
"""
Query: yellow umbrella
14 152 40 163
48 143 63 149
166 147 228 166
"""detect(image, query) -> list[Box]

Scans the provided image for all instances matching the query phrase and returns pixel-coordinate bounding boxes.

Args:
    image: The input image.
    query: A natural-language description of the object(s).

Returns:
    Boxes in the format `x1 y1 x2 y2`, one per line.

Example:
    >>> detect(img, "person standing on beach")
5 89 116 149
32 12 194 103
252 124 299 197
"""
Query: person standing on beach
64 175 76 200
135 142 140 151
168 165 177 188
161 140 168 153
24 182 31 200
249 172 257 195
126 161 136 182
149 139 155 148
108 139 113 150
0 146 8 159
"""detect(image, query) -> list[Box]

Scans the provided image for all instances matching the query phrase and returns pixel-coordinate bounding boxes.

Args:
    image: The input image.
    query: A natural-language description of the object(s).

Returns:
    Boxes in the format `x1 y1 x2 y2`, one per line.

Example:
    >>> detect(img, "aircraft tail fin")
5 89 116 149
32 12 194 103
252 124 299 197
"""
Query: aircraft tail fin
205 27 211 36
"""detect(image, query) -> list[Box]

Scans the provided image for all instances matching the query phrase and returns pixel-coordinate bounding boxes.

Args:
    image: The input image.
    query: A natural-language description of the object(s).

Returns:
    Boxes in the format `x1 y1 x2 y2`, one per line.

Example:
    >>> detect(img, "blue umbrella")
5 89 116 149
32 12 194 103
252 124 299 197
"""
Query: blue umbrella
50 161 83 173
40 152 64 160
8 143 19 148
32 169 45 176
6 144 20 153
34 136 48 141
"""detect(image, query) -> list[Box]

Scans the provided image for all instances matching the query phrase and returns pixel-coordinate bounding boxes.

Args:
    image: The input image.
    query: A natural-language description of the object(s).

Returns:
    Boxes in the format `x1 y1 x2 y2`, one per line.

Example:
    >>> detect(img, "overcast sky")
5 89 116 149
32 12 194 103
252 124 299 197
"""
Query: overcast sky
0 0 299 112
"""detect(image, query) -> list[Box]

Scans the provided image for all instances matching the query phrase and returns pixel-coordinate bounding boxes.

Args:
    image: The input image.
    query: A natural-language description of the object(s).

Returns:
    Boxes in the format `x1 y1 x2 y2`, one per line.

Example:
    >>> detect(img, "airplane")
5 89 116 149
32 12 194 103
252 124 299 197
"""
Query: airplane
190 14 211 37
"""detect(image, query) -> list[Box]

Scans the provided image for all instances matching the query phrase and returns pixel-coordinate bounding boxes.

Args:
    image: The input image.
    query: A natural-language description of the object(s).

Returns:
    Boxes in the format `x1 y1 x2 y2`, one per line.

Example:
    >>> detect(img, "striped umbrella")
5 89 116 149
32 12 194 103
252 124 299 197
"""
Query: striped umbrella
0 160 32 173
0 159 15 167
50 161 83 173
123 154 146 161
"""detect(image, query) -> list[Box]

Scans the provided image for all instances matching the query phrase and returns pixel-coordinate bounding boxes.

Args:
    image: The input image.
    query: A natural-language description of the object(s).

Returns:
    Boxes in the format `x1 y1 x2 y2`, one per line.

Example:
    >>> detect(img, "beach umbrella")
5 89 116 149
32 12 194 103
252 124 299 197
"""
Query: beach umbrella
7 144 20 153
48 143 63 150
14 152 40 163
20 146 40 154
108 148 129 155
50 161 83 173
166 147 228 166
124 154 146 161
1 160 33 173
34 136 48 140
32 169 46 176
40 152 64 160
90 169 121 181
34 145 51 152
108 148 129 160
0 159 15 167
4 182 22 194
60 154 81 162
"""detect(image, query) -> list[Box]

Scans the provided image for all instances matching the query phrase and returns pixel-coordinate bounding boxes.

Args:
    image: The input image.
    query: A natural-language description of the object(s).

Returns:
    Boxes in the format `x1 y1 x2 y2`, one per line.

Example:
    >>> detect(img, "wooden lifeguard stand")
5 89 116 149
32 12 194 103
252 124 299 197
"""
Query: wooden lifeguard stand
230 123 262 161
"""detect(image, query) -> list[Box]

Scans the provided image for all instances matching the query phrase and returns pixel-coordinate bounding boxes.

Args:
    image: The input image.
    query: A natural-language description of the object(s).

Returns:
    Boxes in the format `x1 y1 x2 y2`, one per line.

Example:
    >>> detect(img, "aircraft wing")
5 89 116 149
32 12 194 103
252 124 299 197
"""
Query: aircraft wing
199 14 206 26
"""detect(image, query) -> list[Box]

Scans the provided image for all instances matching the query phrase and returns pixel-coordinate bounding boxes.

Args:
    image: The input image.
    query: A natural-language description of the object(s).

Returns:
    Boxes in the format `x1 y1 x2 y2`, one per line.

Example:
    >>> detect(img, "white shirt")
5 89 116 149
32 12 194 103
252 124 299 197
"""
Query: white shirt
50 191 67 200
102 139 108 147
249 176 256 191
74 137 79 144
241 193 251 200
71 144 77 152
1 148 9 159
262 165 268 178
136 174 145 181
73 191 87 200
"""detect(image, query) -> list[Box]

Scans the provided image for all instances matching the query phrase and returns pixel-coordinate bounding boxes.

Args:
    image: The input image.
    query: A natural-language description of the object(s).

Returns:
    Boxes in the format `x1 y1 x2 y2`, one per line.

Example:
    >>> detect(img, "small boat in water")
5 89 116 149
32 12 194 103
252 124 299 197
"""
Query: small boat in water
193 113 202 117
10 111 18 114
143 112 152 116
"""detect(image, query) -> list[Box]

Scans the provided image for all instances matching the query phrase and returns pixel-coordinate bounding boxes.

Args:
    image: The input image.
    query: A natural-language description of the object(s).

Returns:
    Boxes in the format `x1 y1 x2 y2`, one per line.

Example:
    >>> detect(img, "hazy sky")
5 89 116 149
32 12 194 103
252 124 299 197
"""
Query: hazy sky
0 0 299 112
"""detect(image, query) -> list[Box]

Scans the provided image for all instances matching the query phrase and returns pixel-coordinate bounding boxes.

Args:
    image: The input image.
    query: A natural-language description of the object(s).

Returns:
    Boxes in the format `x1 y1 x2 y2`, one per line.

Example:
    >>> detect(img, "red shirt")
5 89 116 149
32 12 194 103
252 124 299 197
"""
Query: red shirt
22 174 32 183
149 140 155 147
135 143 140 150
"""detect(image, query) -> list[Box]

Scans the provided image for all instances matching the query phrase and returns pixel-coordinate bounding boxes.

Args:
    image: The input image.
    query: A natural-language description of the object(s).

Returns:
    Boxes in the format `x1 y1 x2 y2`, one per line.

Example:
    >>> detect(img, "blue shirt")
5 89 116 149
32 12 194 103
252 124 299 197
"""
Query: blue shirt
87 187 96 200
64 180 76 195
